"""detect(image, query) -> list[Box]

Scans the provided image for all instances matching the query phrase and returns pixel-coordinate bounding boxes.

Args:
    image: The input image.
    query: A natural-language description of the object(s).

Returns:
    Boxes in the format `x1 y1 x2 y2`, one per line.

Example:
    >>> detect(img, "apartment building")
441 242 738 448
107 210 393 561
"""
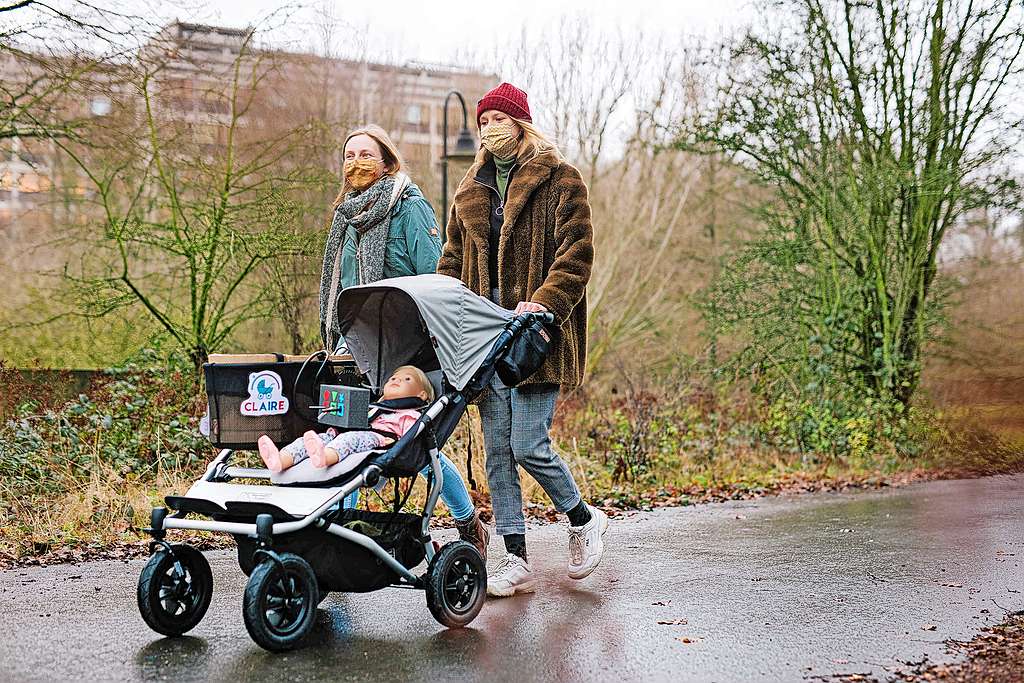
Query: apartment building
0 21 495 219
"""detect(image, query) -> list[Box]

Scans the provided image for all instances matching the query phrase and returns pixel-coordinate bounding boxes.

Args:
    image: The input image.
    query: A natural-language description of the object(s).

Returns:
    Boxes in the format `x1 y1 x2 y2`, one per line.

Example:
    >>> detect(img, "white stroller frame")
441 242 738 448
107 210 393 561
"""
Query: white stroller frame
155 391 452 583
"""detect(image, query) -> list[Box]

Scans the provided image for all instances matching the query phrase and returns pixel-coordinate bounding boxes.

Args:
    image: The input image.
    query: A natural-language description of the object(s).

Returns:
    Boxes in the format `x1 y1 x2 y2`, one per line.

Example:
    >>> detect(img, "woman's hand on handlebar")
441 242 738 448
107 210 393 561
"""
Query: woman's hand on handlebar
513 301 548 315
512 301 555 325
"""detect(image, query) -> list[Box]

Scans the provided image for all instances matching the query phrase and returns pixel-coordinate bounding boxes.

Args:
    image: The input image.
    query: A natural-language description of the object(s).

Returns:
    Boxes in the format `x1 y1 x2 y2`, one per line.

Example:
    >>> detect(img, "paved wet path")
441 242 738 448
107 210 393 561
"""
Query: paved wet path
2 475 1022 682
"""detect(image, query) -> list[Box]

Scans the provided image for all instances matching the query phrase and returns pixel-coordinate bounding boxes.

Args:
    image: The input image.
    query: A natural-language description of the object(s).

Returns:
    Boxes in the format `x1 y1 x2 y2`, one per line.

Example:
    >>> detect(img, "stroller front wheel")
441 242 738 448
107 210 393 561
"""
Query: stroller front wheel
426 541 486 628
137 544 213 637
242 552 318 652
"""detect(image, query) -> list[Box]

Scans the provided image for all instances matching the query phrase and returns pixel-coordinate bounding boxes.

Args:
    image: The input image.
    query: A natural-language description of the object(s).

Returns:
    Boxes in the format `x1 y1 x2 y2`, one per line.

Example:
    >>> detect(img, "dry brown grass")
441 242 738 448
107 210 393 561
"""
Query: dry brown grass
0 456 206 559
3 395 1022 569
0 406 549 562
922 223 1024 453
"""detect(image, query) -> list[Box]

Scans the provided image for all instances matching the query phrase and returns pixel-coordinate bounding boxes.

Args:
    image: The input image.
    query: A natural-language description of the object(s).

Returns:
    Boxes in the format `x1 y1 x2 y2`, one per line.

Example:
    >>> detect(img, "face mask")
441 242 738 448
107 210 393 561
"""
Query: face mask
344 158 383 191
480 121 520 160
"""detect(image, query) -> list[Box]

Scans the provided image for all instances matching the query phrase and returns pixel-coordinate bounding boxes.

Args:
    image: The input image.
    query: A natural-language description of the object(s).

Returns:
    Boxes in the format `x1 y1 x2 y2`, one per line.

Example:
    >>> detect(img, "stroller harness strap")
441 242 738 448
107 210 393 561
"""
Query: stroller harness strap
364 398 426 444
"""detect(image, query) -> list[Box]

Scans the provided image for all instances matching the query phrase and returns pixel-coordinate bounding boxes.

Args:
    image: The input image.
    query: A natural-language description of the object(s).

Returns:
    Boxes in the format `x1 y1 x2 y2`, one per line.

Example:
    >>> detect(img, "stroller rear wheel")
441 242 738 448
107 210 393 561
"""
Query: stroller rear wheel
242 552 317 651
426 541 486 628
137 544 213 636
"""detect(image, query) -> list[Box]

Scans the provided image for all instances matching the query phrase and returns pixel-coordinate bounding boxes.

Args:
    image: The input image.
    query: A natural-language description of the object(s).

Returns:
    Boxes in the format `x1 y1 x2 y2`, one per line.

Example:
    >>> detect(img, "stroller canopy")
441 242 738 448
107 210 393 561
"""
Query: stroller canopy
336 274 512 391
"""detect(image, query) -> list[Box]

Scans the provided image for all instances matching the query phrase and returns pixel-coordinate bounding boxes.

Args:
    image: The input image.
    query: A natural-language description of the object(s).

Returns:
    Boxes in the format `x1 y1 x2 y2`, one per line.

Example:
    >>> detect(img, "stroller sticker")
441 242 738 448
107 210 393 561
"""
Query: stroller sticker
241 371 290 416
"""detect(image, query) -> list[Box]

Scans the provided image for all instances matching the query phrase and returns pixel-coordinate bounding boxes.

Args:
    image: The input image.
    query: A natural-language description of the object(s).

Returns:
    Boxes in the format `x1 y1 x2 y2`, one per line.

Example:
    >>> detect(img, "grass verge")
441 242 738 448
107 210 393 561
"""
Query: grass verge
2 361 1022 570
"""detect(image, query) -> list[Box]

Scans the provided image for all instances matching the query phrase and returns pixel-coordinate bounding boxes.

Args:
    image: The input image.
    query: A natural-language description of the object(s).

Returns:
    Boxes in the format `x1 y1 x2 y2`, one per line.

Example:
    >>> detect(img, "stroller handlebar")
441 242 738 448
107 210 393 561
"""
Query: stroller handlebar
513 311 555 326
499 311 555 347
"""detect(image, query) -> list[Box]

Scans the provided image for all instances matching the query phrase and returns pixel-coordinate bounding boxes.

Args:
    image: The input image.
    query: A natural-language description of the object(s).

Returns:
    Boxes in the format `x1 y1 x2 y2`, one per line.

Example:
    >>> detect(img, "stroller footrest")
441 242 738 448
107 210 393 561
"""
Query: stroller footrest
223 501 299 521
165 495 305 522
166 495 227 517
182 480 346 517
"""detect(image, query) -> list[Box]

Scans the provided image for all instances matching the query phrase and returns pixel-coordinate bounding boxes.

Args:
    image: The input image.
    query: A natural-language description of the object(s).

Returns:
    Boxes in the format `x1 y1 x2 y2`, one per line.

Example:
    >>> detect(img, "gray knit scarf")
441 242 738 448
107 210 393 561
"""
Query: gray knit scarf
320 173 407 350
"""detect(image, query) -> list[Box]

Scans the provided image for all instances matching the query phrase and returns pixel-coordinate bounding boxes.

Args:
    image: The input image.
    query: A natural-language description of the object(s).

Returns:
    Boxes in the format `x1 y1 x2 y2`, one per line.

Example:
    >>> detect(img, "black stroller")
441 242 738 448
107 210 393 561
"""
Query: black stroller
137 274 555 651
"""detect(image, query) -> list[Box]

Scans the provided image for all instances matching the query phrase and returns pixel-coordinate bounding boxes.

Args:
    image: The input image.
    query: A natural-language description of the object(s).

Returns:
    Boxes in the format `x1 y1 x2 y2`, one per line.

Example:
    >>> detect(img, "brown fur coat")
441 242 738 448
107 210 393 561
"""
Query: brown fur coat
438 151 594 388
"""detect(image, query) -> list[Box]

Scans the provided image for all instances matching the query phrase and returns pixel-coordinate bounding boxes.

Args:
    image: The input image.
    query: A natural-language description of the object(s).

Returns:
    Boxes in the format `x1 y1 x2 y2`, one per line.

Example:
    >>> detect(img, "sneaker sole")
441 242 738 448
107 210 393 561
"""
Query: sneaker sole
487 578 537 598
567 511 609 580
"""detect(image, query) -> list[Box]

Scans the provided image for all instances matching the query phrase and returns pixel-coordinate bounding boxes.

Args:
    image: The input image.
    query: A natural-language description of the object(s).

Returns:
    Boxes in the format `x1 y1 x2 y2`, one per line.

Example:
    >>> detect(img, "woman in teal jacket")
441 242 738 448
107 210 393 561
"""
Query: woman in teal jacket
335 182 439 290
320 124 443 349
319 124 489 557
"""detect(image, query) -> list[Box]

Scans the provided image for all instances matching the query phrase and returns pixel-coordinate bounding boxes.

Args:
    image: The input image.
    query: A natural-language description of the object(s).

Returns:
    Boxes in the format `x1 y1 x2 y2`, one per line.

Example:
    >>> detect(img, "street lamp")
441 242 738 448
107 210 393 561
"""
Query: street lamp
440 90 477 242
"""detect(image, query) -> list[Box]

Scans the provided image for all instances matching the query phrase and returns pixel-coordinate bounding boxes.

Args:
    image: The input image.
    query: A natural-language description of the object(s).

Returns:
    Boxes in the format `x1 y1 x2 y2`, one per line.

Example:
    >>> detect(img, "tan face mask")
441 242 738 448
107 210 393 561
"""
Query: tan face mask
480 121 521 160
344 158 384 191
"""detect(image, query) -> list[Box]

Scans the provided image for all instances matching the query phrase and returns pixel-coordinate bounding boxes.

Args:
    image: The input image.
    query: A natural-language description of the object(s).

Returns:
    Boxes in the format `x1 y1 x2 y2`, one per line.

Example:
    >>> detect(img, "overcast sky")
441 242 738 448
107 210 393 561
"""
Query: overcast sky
147 0 751 65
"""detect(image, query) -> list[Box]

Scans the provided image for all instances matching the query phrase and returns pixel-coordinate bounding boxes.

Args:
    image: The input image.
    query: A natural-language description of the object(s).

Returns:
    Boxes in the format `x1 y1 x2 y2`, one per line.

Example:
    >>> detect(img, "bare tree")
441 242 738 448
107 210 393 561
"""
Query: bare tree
500 15 643 191
0 1 150 142
51 27 335 369
491 19 749 379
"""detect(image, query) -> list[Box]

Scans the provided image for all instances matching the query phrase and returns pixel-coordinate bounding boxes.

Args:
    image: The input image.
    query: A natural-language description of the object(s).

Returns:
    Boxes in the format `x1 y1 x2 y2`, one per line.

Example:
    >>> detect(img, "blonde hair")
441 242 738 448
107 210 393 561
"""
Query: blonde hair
333 124 405 207
391 365 435 402
511 117 561 164
474 116 561 167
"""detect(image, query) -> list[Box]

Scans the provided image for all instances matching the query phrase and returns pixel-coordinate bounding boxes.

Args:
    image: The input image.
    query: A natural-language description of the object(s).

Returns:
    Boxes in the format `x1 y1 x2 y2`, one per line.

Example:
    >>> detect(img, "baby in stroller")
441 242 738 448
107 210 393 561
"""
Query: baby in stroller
257 365 433 471
257 363 488 561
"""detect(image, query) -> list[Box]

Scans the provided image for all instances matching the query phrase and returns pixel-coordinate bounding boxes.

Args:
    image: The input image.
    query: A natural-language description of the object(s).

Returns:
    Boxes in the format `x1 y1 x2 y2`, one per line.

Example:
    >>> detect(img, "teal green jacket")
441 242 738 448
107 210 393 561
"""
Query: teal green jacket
338 182 442 290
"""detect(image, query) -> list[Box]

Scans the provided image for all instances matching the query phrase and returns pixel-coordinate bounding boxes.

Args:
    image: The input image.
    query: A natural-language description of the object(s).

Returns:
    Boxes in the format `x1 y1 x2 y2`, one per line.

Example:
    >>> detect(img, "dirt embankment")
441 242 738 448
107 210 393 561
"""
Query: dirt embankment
833 612 1024 682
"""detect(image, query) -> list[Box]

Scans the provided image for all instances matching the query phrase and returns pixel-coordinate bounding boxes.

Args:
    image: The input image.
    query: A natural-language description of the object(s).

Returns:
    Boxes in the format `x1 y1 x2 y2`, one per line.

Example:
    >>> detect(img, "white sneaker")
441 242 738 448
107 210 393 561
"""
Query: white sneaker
567 505 609 580
486 554 536 598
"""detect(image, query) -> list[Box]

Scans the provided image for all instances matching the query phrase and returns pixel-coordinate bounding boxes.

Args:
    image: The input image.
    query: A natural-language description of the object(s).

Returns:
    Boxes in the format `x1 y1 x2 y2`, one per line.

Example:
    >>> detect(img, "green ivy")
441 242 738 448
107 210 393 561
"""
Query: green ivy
0 350 212 497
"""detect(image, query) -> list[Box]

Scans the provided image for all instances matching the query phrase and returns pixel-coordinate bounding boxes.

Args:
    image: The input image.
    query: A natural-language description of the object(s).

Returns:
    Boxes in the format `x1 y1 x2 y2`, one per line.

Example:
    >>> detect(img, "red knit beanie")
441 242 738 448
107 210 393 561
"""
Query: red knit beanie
476 82 532 124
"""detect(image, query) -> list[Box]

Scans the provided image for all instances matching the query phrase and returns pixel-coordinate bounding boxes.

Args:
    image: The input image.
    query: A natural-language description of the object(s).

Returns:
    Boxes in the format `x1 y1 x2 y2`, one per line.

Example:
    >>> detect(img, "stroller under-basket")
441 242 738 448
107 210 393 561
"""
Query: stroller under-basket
136 274 556 651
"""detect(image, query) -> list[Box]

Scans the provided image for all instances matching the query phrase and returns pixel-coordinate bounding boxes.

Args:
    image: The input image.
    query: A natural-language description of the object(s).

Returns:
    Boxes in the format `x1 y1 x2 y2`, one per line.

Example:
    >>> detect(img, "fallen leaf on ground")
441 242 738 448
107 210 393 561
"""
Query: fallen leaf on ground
889 612 1024 682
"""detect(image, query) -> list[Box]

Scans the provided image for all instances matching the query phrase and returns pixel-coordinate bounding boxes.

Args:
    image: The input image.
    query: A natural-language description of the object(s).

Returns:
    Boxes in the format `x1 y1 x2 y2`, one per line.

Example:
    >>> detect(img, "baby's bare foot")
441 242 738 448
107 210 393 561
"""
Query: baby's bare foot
257 436 284 472
304 431 328 468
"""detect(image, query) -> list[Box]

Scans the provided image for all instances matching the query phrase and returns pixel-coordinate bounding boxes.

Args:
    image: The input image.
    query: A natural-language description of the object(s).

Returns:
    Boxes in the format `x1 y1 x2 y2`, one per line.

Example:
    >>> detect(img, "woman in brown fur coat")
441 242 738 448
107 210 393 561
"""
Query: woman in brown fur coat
438 82 609 598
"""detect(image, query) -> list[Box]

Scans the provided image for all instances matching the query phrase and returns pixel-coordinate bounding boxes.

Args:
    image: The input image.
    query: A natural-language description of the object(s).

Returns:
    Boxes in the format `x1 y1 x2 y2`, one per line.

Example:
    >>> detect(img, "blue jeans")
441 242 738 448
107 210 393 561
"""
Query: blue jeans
343 452 475 521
